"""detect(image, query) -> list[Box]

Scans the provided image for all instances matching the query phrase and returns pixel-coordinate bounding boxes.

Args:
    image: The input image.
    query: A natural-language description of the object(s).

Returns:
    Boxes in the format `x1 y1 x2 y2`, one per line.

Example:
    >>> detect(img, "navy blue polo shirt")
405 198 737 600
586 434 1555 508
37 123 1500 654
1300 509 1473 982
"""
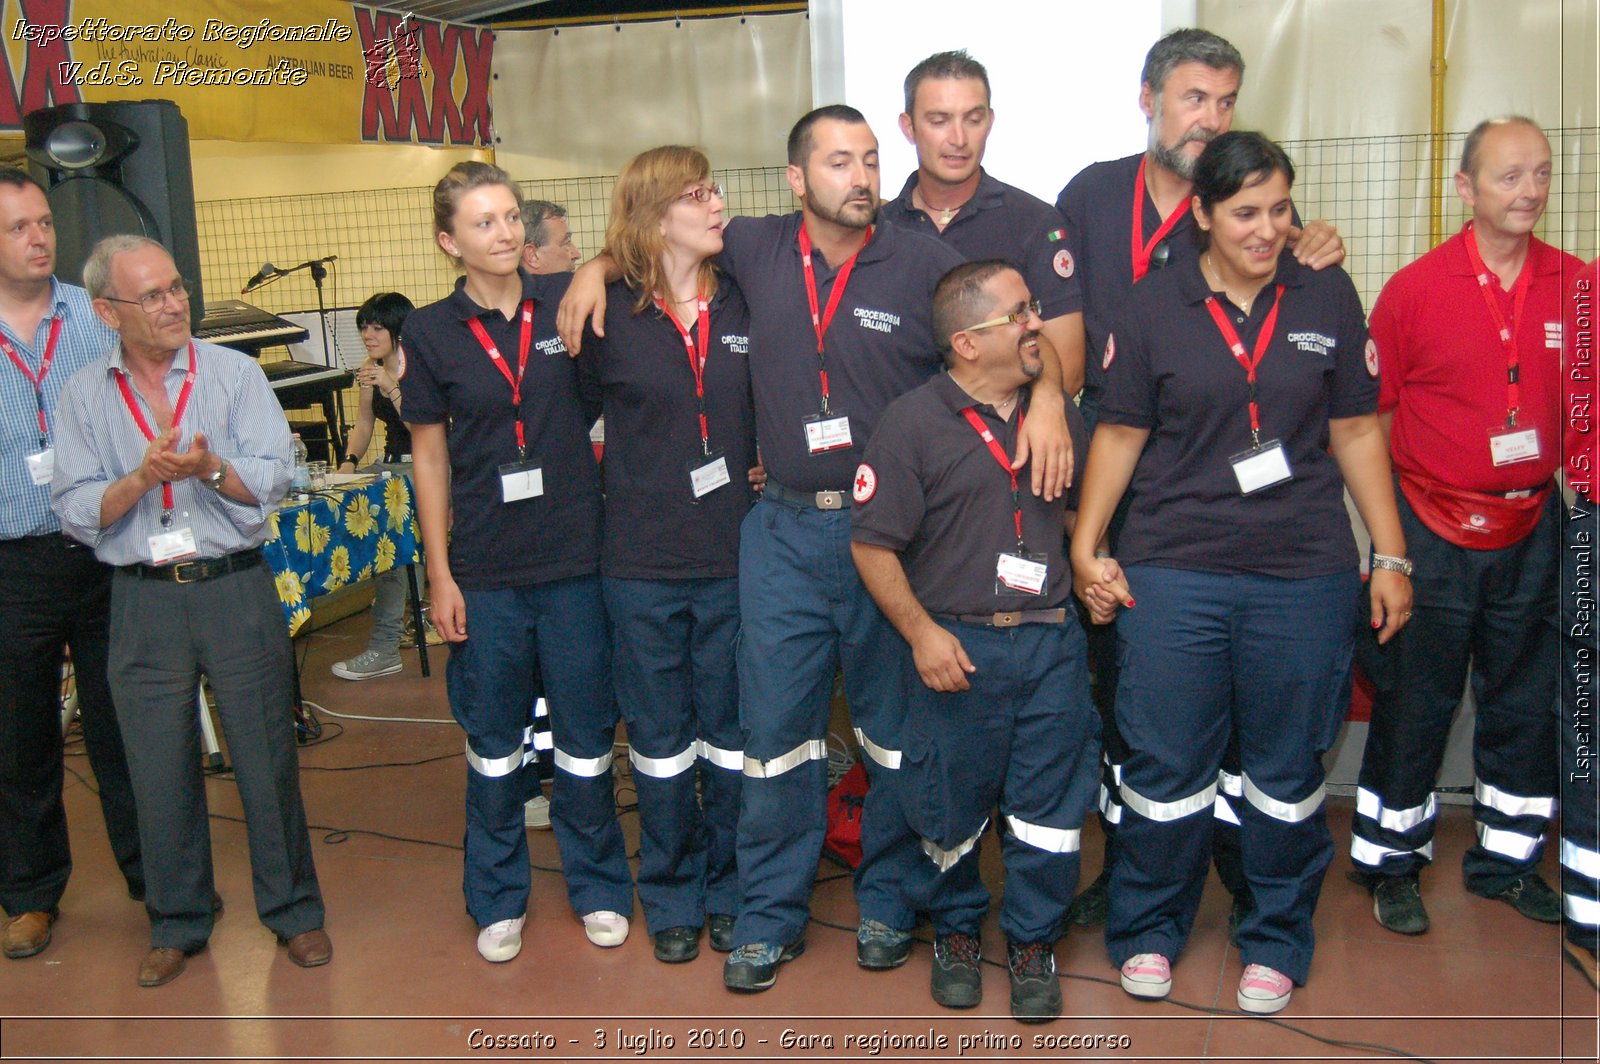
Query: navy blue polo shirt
852 373 1088 616
880 169 1083 322
1057 152 1304 412
587 276 757 580
1097 250 1376 579
400 270 603 590
718 212 964 492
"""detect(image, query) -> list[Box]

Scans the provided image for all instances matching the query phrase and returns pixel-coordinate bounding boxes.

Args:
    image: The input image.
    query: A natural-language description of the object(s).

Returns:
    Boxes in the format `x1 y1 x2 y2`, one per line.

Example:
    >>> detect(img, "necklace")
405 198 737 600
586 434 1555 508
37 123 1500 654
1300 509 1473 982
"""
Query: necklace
1205 254 1263 316
915 186 968 228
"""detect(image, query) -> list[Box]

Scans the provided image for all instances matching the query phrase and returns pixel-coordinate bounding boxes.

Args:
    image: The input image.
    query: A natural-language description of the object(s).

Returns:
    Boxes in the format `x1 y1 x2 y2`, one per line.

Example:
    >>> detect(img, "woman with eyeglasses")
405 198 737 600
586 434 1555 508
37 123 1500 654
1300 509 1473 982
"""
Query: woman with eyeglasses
580 146 757 963
329 291 416 682
400 161 631 963
1069 131 1410 1015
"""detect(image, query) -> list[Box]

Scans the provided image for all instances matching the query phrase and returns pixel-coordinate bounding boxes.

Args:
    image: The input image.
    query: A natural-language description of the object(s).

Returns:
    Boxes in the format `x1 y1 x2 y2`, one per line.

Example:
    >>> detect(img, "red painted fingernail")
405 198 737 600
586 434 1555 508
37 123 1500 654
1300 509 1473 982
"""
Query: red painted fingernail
1124 598 1135 608
1372 619 1381 628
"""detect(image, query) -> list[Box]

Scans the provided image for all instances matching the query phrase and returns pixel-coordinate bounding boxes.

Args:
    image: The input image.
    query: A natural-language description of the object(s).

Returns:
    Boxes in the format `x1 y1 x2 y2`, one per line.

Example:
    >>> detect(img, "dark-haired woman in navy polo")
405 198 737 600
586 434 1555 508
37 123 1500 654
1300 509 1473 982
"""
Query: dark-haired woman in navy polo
1070 132 1411 1014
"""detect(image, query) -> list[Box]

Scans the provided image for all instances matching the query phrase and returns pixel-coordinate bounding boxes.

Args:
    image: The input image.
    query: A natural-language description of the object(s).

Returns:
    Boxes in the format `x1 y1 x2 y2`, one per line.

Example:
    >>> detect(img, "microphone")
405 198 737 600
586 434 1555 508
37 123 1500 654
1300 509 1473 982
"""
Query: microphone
241 262 278 294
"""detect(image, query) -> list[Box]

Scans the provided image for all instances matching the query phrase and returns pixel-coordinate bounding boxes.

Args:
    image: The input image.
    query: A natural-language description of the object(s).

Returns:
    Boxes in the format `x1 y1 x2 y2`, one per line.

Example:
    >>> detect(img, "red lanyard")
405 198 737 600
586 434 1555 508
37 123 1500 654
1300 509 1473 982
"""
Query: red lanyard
1203 286 1285 446
1131 155 1189 283
1461 221 1533 427
655 294 713 454
114 342 198 517
466 300 534 457
960 405 1028 548
798 223 872 414
1 316 63 449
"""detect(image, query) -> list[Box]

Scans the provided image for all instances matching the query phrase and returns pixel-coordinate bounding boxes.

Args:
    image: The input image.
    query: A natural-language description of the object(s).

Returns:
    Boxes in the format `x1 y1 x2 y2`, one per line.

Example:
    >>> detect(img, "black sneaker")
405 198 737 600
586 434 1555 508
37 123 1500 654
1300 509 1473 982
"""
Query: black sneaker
856 919 912 969
1066 868 1110 927
1475 872 1562 923
722 939 804 992
707 913 735 953
652 925 700 963
931 932 983 1008
1006 940 1062 1023
1372 873 1429 935
1227 886 1256 948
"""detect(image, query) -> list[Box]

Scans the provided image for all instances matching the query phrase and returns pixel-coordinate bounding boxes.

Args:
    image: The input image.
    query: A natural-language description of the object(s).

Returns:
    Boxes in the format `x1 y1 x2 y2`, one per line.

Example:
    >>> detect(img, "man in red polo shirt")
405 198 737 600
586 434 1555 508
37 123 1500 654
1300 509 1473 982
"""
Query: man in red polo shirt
1351 116 1581 934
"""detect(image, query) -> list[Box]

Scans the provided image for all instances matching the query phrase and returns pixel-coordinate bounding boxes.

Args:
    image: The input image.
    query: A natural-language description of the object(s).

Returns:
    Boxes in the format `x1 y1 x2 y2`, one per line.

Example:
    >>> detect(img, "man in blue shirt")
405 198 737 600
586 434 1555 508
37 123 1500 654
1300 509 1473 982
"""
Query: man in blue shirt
52 235 329 987
0 168 142 962
879 51 1085 395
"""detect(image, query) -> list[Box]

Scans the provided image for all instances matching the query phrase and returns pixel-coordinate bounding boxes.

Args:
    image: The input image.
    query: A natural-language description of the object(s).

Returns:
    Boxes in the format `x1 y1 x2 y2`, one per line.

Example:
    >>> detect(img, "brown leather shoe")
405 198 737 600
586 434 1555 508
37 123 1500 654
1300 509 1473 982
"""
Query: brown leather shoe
3 911 55 959
280 928 332 968
138 946 193 987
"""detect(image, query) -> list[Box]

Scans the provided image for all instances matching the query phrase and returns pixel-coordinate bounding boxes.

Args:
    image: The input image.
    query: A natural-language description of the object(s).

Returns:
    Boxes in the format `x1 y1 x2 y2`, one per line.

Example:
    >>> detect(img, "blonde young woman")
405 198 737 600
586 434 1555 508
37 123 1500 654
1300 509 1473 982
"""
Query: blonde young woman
400 162 630 962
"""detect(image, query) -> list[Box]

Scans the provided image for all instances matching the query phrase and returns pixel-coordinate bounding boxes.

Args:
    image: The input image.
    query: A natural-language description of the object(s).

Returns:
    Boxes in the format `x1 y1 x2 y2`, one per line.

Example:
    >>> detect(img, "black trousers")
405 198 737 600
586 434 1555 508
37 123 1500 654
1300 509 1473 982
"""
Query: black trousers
1353 490 1559 892
1562 494 1599 950
109 562 323 950
0 535 142 915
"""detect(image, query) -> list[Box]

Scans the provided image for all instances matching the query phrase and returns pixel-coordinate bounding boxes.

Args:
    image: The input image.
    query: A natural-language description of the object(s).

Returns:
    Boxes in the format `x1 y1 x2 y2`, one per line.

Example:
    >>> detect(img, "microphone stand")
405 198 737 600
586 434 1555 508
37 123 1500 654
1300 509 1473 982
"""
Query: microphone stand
240 255 347 463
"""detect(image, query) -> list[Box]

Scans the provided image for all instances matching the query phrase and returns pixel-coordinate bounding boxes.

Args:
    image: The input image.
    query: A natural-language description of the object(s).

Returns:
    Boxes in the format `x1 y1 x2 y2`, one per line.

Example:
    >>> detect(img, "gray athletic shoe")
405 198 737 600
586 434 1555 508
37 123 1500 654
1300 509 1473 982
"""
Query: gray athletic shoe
331 648 403 681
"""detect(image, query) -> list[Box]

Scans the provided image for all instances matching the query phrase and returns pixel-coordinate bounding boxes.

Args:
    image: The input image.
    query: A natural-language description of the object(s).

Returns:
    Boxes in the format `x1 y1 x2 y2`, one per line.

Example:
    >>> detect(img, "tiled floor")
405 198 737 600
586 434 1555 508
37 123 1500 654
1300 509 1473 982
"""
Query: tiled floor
3 613 1596 1062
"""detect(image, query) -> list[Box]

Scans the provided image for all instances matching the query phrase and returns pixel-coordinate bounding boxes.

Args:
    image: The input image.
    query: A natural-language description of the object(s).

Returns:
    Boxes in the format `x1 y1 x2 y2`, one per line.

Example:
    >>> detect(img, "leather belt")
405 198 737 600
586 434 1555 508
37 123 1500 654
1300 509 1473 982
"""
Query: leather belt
942 608 1068 629
763 479 849 511
122 548 264 584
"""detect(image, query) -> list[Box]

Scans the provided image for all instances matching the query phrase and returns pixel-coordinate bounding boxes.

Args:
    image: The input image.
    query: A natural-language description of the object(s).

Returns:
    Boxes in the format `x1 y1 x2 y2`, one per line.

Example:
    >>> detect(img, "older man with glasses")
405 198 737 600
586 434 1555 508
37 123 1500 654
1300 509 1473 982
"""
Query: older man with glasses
51 235 330 988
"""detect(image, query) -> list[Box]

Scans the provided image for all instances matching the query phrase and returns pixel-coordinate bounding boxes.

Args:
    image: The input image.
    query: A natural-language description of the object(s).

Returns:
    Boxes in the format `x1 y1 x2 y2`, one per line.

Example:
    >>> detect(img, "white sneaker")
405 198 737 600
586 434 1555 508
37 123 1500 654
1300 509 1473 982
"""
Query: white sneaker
477 915 525 962
582 910 629 947
524 794 551 829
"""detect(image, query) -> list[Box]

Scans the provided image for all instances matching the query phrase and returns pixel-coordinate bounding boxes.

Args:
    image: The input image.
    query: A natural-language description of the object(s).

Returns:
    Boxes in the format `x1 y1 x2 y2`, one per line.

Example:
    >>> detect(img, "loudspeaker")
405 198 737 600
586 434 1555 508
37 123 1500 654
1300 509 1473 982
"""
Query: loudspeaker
23 100 203 328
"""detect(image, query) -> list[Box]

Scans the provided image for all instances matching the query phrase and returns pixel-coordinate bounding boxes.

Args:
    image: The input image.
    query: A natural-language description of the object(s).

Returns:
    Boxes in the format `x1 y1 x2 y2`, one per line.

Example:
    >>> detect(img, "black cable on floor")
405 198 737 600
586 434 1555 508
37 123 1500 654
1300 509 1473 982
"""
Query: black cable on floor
804 909 1438 1064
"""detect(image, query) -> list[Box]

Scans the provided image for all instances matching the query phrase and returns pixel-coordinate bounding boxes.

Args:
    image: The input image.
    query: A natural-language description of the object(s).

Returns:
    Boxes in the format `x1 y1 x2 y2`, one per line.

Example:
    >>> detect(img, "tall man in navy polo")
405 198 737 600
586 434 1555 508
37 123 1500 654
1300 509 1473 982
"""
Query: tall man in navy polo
1053 28 1344 930
558 107 1073 993
0 167 142 962
1350 117 1578 935
879 51 1086 395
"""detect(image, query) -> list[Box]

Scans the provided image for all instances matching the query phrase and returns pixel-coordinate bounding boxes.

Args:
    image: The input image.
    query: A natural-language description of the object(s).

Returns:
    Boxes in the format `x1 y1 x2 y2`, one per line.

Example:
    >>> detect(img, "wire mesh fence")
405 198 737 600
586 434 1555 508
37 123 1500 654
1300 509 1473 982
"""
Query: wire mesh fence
195 129 1598 433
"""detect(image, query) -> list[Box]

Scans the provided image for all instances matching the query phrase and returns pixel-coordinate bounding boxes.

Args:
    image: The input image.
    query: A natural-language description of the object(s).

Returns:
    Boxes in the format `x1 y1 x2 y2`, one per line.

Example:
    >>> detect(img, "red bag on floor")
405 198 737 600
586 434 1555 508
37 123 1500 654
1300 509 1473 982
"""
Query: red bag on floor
824 761 869 868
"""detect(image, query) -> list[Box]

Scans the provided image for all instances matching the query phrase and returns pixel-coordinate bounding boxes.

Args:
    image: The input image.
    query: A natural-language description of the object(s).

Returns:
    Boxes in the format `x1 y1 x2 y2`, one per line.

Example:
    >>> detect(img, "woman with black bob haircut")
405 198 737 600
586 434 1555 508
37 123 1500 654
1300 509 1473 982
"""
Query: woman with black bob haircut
400 160 631 964
1070 131 1411 1014
330 290 416 682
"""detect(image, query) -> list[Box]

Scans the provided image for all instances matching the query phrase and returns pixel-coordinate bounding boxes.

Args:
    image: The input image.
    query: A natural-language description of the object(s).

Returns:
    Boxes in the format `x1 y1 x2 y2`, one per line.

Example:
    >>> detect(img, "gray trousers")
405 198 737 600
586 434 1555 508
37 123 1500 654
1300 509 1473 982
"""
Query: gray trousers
109 561 324 950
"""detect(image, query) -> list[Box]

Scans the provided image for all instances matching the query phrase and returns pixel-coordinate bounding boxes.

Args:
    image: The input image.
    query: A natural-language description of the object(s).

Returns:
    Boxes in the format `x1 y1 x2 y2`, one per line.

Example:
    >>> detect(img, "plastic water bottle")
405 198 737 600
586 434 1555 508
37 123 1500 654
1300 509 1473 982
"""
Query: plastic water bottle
291 433 310 495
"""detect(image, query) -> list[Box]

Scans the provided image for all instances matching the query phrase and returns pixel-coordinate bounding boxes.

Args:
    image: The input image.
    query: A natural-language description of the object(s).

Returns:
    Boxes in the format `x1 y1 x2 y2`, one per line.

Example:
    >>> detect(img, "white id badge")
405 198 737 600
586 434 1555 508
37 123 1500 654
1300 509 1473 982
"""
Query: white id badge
147 527 198 565
1488 426 1541 466
1229 440 1294 495
803 413 853 454
25 448 53 486
498 459 544 503
688 452 731 499
995 552 1048 595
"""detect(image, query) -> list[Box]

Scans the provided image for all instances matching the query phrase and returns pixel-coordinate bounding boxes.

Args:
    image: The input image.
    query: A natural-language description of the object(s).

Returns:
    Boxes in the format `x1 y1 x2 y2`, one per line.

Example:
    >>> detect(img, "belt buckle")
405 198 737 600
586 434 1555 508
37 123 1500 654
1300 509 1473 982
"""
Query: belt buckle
992 611 1021 628
172 560 201 584
815 491 844 510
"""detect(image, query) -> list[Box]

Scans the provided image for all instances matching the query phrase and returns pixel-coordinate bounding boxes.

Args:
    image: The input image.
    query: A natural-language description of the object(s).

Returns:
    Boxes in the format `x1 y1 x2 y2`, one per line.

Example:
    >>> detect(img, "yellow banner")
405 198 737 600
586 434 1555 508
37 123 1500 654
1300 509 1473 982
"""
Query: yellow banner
0 1 492 146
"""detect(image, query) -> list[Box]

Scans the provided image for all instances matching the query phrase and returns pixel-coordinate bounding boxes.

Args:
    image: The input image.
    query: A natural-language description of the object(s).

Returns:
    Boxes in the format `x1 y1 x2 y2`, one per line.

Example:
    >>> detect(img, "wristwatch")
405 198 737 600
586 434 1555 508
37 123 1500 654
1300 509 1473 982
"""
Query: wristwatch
1371 553 1414 578
204 457 229 491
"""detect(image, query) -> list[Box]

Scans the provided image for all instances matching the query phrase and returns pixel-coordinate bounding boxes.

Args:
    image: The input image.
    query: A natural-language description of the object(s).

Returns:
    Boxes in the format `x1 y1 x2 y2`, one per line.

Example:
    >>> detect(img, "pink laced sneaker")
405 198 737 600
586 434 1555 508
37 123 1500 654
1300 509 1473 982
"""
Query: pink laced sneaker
1119 952 1172 998
1237 963 1293 1013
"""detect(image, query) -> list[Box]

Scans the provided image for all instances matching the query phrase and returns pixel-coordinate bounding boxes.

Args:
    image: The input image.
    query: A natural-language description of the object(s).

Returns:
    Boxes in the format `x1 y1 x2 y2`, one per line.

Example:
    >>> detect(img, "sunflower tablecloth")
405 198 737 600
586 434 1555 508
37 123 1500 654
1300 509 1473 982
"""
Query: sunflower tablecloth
262 475 421 636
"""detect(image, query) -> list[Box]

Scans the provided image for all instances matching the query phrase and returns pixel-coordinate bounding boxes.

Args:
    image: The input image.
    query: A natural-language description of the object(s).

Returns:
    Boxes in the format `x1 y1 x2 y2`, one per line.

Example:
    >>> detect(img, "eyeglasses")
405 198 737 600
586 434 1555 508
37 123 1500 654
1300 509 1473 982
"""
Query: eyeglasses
965 299 1042 332
104 280 189 315
677 183 724 204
